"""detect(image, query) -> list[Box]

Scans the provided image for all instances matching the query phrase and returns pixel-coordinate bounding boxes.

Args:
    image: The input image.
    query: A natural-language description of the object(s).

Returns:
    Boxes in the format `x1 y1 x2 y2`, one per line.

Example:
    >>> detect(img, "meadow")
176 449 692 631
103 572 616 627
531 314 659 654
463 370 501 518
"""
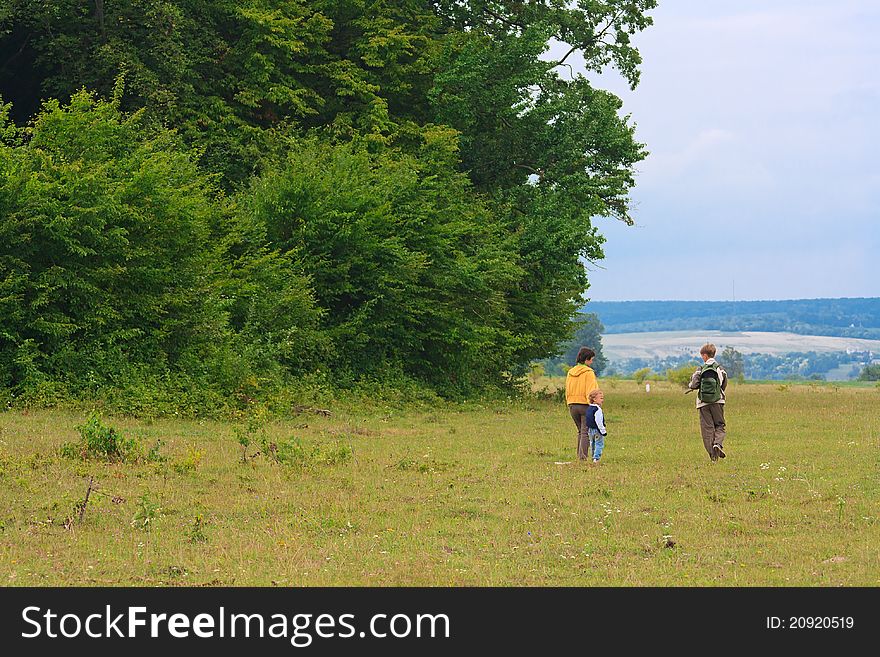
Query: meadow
1 380 878 586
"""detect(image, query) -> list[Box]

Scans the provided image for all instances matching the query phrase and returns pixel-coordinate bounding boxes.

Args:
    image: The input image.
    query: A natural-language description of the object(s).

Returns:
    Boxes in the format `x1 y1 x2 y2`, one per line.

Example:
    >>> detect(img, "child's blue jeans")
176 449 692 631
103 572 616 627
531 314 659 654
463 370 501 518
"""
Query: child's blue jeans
588 428 605 461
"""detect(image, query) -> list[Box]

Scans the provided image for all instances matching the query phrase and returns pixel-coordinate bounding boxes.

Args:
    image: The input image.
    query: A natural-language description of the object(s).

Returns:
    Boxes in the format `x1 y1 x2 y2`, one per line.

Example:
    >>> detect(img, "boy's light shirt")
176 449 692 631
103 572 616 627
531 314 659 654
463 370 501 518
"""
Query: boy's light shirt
589 403 607 435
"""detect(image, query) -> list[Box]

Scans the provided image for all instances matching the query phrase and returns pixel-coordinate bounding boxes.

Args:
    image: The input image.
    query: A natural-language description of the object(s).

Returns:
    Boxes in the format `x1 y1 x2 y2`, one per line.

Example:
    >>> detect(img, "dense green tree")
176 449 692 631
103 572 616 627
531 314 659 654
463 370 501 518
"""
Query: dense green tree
428 0 656 223
241 135 521 395
0 87 226 396
0 1 658 404
427 1 653 366
0 1 443 186
568 312 607 374
718 346 745 381
858 364 880 381
543 312 606 374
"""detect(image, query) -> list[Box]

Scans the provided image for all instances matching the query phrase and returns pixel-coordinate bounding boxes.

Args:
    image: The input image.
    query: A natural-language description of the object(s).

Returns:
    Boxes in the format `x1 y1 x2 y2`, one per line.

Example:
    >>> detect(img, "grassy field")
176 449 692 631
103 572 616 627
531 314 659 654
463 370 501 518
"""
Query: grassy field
1 380 878 586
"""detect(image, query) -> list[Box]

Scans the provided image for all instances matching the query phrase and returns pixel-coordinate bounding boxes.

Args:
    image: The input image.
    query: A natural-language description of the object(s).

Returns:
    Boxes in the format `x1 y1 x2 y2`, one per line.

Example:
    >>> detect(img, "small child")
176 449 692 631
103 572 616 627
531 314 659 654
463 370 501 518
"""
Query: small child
585 389 607 463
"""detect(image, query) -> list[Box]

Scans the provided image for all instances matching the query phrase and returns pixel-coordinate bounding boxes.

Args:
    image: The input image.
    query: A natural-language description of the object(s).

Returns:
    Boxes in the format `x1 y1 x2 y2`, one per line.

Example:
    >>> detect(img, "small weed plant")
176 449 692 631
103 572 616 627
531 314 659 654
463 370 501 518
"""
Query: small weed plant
61 415 138 462
188 515 208 543
234 410 268 462
146 439 167 463
268 437 352 469
131 493 160 530
172 446 204 474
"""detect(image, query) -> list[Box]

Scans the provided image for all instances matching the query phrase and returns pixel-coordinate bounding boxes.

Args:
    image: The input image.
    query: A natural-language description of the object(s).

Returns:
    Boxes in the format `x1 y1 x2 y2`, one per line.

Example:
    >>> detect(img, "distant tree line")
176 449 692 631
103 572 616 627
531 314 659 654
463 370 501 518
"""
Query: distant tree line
0 1 656 413
587 299 880 340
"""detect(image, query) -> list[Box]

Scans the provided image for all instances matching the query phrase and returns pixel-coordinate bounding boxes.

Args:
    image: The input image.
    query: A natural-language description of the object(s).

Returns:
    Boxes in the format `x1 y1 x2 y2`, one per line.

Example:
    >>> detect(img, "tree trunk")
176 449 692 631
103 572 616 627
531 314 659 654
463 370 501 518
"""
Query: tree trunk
95 0 105 35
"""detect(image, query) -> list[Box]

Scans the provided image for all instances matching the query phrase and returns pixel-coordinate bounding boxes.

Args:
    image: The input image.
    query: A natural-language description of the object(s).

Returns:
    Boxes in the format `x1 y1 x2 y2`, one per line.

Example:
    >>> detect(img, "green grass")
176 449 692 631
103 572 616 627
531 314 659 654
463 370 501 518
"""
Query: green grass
1 381 878 586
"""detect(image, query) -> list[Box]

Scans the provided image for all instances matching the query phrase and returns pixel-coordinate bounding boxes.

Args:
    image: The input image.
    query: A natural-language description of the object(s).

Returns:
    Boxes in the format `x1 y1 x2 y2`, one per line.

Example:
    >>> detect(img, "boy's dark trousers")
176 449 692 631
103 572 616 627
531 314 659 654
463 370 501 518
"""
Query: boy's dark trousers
698 403 726 456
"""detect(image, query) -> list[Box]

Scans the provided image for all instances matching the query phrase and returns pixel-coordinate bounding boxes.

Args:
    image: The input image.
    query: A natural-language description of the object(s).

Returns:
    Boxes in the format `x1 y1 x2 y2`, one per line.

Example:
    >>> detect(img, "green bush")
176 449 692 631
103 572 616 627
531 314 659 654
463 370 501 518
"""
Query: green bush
0 86 333 417
267 437 353 469
633 368 653 385
0 87 230 397
858 364 880 381
242 137 522 397
666 365 695 388
61 415 138 462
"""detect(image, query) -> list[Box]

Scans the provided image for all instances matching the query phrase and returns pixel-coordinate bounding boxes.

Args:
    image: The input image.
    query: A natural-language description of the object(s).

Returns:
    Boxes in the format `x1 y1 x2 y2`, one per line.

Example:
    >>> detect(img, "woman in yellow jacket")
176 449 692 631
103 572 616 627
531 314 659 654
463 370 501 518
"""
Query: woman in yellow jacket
566 347 599 460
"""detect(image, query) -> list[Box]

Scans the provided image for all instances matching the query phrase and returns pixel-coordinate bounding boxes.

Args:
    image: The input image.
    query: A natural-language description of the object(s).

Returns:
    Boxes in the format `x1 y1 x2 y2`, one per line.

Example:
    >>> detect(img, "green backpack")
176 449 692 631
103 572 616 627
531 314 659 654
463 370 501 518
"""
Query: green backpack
698 362 723 403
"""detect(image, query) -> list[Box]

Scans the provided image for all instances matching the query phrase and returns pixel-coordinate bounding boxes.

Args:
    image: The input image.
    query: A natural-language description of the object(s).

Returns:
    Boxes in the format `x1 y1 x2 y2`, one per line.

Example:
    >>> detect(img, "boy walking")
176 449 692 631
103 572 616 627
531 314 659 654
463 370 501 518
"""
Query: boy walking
687 343 728 462
566 347 599 460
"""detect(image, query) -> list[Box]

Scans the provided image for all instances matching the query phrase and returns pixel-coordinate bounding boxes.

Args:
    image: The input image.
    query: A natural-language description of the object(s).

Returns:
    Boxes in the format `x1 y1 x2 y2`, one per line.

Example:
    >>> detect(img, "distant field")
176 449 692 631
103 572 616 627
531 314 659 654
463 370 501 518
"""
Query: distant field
602 330 880 360
2 381 878 586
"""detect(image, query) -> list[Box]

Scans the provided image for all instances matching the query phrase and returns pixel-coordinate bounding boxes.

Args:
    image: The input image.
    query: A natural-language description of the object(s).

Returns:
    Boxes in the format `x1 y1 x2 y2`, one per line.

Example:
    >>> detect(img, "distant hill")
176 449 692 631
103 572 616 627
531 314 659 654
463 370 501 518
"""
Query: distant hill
583 298 880 340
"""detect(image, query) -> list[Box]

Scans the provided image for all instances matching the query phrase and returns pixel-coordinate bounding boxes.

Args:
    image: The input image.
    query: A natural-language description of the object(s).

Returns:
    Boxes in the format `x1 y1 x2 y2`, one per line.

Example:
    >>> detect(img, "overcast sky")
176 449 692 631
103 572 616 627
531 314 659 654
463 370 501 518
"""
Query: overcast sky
555 0 879 302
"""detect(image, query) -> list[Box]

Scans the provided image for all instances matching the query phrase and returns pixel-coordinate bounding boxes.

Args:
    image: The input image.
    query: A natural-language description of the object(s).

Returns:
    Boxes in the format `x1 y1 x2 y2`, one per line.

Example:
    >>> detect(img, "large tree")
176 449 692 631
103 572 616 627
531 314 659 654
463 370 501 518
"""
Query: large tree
428 1 654 366
543 311 607 375
0 0 441 186
0 0 656 400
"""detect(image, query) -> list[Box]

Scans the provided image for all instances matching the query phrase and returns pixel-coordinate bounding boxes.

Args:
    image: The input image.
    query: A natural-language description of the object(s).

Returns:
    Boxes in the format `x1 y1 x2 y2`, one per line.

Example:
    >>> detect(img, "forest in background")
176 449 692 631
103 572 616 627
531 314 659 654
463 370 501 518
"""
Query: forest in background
0 1 657 415
585 298 880 339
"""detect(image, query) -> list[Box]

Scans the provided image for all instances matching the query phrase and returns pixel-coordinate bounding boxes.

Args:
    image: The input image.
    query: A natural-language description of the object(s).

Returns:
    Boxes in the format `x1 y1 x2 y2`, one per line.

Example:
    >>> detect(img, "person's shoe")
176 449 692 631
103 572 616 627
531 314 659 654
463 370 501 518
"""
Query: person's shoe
713 444 726 459
710 452 718 462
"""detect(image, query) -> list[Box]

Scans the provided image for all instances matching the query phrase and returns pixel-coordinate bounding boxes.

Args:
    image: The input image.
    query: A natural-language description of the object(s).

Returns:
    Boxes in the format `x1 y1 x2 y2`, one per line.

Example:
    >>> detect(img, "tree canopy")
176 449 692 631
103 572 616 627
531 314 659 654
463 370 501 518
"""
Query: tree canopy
0 0 655 412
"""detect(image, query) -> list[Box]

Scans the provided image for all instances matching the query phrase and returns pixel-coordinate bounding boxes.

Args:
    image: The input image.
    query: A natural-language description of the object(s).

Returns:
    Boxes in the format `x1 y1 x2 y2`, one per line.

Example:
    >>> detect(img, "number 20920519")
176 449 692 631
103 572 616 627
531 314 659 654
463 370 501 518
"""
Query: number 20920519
767 616 854 629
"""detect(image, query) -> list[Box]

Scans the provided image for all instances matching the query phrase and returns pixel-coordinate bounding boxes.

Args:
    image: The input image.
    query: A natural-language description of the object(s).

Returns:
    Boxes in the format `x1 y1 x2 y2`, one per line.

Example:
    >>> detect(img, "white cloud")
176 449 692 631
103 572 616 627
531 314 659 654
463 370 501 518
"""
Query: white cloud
575 1 880 300
641 128 735 179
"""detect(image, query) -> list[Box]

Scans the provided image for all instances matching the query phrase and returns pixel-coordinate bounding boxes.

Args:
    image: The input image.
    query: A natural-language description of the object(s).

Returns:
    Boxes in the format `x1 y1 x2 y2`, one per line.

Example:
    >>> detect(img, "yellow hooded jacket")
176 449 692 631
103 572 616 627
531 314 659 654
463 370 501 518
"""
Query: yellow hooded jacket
565 364 598 405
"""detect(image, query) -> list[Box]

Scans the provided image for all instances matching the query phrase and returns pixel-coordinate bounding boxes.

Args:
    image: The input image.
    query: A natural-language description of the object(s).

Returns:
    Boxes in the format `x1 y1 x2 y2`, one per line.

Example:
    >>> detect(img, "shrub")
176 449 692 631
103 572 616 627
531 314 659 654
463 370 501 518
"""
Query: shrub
60 415 137 462
0 87 227 393
242 137 522 397
172 446 204 474
234 410 268 462
666 365 695 388
131 493 160 530
0 85 297 417
633 368 653 385
267 437 353 469
858 364 880 381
